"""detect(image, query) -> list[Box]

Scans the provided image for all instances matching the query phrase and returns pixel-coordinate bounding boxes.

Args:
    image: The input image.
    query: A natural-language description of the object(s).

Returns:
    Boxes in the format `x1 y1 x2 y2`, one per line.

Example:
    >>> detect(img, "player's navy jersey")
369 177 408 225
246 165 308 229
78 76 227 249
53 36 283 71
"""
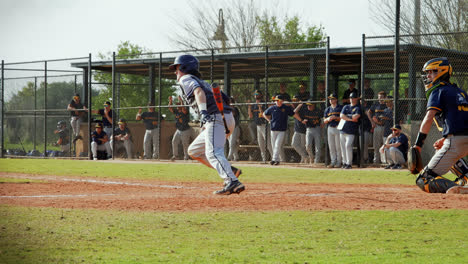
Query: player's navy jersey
173 108 190 131
303 107 322 128
382 107 393 137
361 103 372 132
427 83 468 136
264 104 295 131
58 129 69 145
98 109 113 127
141 111 161 130
114 127 132 141
251 104 267 125
91 130 107 145
178 74 232 115
294 107 307 133
69 100 85 117
294 92 310 102
370 102 387 122
389 133 409 160
324 104 343 128
340 104 361 134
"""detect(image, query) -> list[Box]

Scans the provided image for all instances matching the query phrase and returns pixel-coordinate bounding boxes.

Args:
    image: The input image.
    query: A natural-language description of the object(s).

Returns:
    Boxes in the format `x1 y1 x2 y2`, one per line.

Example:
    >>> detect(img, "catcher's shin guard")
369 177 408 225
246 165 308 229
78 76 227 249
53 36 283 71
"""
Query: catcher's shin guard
450 158 468 186
416 168 457 193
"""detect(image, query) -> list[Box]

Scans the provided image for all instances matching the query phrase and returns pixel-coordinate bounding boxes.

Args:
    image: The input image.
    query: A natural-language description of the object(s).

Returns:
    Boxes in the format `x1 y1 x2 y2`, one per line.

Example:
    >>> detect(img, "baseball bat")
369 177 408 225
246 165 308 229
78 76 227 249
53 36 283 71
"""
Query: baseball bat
211 82 230 134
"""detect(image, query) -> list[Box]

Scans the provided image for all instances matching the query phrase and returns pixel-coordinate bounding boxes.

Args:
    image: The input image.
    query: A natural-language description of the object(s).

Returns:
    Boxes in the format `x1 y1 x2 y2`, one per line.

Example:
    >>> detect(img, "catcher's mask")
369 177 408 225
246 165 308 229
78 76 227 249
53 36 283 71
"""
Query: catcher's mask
422 57 452 98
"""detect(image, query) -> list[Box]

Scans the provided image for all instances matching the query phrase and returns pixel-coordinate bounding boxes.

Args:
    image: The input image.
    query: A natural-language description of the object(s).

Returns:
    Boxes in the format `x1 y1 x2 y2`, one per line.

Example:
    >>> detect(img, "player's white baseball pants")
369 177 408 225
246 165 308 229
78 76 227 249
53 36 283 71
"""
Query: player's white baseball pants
103 127 113 137
228 126 240 161
427 135 468 176
270 130 286 162
91 142 112 159
292 132 308 161
340 132 355 166
327 126 342 166
70 117 81 137
172 128 192 160
257 124 272 162
360 131 372 162
144 128 159 159
188 113 237 182
373 125 385 163
381 147 405 165
306 127 321 163
110 139 134 159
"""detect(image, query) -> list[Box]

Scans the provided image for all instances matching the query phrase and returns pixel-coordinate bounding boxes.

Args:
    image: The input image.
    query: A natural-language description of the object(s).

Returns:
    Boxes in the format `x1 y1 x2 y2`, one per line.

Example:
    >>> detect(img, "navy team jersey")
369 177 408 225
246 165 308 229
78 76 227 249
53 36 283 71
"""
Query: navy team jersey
369 102 387 119
173 108 190 131
141 111 162 130
303 107 322 128
251 104 267 125
264 104 295 131
69 100 85 117
91 130 107 145
294 107 307 133
389 133 409 160
340 104 361 134
382 107 393 137
427 83 468 136
98 109 114 127
324 104 343 128
361 103 372 132
178 75 232 115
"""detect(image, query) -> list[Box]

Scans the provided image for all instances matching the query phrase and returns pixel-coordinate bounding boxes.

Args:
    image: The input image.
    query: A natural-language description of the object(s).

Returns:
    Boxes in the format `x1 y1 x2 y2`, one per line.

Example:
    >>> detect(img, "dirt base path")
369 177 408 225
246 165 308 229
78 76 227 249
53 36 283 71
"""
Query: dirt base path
1 173 467 211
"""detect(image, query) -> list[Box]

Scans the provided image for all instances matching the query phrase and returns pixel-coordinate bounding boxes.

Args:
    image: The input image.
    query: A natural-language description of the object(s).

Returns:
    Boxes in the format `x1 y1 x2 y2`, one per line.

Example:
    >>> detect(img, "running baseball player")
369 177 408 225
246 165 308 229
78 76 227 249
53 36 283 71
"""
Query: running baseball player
168 96 192 161
413 57 468 193
323 93 343 168
263 94 302 165
169 54 244 195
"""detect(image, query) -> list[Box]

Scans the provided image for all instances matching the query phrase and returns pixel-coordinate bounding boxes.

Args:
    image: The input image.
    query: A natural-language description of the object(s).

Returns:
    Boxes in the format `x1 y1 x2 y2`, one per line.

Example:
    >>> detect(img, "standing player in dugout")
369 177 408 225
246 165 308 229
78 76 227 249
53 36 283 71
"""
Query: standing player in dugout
412 57 468 193
169 54 245 195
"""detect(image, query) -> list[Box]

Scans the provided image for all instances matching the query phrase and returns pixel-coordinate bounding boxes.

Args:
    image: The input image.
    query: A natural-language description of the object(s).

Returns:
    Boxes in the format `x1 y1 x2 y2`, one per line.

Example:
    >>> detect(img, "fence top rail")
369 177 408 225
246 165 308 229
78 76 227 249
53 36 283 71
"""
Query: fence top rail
3 56 90 66
365 31 468 39
1 73 83 80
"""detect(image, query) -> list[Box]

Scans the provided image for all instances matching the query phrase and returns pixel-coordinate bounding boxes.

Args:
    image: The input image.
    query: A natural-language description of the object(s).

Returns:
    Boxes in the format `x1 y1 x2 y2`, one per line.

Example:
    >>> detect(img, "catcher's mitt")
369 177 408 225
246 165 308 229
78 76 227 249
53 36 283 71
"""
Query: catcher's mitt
408 146 423 174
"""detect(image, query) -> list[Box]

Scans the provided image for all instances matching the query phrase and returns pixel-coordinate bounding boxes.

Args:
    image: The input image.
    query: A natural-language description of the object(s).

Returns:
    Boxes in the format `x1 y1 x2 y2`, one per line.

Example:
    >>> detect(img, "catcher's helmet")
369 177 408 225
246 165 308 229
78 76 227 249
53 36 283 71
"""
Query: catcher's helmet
57 120 66 129
422 57 452 97
169 54 199 74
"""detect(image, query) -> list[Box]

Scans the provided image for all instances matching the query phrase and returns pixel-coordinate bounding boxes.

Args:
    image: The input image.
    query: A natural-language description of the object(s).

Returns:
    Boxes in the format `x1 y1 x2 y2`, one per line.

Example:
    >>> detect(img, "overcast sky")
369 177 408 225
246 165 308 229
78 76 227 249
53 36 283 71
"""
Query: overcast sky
0 0 388 63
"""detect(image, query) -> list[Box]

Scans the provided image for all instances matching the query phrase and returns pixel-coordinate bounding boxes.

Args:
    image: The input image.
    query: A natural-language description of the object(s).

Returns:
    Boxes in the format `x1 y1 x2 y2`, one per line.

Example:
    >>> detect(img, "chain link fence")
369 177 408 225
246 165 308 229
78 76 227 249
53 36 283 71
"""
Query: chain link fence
1 32 467 166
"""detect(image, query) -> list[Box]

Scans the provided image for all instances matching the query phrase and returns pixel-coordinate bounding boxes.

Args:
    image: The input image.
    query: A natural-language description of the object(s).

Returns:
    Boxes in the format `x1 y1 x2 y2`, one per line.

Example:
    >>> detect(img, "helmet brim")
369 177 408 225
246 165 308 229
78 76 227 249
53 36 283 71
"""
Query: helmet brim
168 64 178 71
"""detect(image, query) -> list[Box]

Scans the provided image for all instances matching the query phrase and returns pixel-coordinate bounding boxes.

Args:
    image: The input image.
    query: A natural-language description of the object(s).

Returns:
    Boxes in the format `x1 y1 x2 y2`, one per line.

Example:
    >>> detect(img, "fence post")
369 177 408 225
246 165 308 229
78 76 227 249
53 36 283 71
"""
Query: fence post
393 0 401 126
34 77 37 151
158 52 162 160
111 52 116 159
0 60 3 158
44 61 47 157
324 37 330 166
88 53 92 160
360 34 366 167
264 45 269 164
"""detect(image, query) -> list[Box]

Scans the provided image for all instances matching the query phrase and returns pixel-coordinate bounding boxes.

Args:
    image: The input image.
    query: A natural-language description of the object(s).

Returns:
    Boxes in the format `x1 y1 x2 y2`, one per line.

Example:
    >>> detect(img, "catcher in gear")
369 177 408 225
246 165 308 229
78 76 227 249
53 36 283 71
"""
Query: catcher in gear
412 57 468 193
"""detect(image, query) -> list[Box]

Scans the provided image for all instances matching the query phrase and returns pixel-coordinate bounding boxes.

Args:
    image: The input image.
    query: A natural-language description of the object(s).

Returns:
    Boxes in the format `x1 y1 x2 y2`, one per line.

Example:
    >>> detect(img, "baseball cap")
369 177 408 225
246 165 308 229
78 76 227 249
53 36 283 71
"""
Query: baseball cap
104 101 111 106
391 124 402 130
349 92 360 98
118 118 126 125
306 98 315 105
328 93 338 99
254 89 263 96
95 123 102 128
275 94 286 101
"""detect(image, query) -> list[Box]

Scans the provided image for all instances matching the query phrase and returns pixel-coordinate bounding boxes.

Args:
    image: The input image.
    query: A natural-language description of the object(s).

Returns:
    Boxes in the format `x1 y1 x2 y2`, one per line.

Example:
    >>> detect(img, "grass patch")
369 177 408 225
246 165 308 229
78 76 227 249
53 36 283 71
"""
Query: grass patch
0 177 43 184
0 206 466 263
0 158 424 185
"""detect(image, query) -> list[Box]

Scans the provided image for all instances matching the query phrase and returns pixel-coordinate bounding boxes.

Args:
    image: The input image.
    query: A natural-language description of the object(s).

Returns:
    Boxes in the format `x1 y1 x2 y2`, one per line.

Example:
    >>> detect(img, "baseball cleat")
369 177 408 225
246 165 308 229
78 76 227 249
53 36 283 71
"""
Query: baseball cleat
214 180 245 195
446 186 468 194
454 175 467 186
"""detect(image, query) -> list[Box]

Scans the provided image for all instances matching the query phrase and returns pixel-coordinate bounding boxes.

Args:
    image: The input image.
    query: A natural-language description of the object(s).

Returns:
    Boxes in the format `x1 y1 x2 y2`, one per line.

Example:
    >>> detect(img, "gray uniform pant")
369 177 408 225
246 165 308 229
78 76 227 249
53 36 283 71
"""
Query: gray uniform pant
306 127 321 163
70 116 81 137
327 126 342 166
110 139 133 159
60 144 70 154
340 132 355 166
248 120 257 143
271 130 286 162
104 127 112 137
257 124 272 162
373 126 385 163
144 128 159 159
228 126 240 161
91 142 111 158
172 128 192 160
361 131 372 161
427 135 468 176
381 147 405 165
188 112 236 182
292 132 308 160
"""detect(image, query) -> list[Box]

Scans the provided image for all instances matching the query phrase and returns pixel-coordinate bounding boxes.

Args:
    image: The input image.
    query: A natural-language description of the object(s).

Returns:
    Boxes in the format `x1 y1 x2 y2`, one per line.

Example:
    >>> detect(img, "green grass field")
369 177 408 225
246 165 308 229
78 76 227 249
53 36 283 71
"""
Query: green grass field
0 159 466 263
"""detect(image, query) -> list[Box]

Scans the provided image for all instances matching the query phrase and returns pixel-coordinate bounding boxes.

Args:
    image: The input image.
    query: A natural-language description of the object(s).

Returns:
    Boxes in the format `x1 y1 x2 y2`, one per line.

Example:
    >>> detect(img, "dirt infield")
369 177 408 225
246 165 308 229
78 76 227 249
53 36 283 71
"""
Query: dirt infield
1 172 467 211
